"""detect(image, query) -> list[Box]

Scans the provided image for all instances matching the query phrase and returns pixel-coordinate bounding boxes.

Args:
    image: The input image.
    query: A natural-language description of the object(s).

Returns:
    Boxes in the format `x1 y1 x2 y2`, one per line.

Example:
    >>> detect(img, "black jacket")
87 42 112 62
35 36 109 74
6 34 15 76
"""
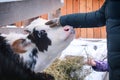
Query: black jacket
60 0 120 80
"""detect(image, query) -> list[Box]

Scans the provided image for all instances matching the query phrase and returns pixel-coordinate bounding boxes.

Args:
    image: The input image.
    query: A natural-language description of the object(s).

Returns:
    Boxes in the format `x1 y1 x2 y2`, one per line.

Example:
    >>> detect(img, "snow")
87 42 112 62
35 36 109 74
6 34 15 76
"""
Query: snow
60 38 107 60
60 38 108 80
4 25 24 28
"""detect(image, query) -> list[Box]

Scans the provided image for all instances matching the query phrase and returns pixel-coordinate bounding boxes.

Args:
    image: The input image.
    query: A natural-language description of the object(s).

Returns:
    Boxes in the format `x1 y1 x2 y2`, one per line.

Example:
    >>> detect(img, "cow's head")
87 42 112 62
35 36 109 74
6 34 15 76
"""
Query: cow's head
25 18 75 54
25 18 75 72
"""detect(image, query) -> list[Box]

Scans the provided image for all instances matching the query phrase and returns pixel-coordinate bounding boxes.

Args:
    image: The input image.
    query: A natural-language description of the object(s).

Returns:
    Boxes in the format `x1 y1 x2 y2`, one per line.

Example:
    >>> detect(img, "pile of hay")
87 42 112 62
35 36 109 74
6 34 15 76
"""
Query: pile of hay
44 56 90 80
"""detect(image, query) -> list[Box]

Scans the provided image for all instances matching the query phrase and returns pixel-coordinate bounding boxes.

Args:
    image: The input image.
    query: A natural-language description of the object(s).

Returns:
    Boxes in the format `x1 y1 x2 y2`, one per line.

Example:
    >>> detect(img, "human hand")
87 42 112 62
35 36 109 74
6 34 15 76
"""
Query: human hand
85 58 96 66
45 18 61 28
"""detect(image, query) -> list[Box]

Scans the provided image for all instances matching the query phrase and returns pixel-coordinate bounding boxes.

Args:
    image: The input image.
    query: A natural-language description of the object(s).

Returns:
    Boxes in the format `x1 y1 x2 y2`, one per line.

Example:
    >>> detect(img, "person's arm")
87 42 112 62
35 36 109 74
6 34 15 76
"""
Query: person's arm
86 58 109 72
92 61 109 72
60 1 107 28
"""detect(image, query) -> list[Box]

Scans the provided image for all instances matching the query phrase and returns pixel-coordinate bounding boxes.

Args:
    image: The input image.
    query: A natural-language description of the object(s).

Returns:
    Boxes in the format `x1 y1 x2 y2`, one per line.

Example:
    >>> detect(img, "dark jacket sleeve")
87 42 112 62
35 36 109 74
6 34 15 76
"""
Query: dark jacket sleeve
92 61 109 72
60 1 107 28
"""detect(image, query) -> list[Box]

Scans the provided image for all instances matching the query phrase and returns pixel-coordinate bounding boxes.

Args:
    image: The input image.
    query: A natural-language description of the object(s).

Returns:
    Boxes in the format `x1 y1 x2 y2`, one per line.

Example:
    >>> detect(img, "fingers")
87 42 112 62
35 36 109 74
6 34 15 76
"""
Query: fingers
87 58 93 65
45 18 60 28
85 58 96 66
45 21 59 28
45 20 54 25
49 23 58 28
45 20 57 28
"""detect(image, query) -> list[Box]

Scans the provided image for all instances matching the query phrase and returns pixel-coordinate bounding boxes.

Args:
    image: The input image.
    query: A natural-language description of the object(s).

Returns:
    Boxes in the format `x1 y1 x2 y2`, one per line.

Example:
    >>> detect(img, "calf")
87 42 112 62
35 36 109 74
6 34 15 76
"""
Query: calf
3 18 75 73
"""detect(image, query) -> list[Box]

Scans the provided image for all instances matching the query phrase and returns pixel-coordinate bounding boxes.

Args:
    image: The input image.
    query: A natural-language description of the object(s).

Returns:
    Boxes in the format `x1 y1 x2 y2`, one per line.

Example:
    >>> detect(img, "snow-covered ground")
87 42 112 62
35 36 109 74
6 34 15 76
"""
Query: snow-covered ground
60 38 107 60
60 38 108 80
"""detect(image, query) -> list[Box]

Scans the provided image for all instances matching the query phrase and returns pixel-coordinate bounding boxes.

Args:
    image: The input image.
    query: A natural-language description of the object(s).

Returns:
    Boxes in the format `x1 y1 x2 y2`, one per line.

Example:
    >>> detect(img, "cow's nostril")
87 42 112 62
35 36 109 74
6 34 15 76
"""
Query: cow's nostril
64 28 70 31
64 28 69 31
63 26 72 32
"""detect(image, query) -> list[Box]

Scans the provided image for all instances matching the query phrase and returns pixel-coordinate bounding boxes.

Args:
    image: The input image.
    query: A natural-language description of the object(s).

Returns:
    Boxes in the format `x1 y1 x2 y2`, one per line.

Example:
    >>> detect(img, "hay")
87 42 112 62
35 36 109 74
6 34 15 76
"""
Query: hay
44 55 89 80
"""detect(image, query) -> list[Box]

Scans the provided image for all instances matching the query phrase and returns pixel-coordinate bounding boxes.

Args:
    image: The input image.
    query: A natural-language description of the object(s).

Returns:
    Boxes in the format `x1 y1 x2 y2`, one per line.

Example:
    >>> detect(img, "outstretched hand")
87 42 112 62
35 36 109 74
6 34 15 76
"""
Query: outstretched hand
45 18 61 28
85 58 96 66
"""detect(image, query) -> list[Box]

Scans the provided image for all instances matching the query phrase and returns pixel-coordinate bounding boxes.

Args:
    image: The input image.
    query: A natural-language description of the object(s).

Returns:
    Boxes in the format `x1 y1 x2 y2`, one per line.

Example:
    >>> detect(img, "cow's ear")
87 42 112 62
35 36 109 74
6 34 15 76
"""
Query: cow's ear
12 39 27 54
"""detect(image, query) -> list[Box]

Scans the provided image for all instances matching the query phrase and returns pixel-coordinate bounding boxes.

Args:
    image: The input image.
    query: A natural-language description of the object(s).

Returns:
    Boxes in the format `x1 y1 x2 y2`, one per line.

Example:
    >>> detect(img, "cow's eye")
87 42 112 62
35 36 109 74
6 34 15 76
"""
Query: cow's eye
39 30 47 36
40 30 46 33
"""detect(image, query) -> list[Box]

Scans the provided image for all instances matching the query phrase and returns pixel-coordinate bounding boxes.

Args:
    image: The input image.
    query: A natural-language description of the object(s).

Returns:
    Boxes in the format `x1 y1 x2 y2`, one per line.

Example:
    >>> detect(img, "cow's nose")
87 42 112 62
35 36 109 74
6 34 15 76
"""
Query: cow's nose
63 26 71 32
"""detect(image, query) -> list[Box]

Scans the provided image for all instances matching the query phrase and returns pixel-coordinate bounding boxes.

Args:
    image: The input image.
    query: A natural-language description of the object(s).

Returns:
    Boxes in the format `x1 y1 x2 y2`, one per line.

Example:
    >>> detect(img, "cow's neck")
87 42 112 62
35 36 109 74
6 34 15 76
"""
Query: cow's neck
24 48 38 70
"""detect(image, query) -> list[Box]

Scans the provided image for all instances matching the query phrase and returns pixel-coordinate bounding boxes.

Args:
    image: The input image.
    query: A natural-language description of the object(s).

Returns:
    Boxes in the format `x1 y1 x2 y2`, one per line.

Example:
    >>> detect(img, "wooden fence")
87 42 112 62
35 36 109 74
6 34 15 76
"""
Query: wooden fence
15 0 106 38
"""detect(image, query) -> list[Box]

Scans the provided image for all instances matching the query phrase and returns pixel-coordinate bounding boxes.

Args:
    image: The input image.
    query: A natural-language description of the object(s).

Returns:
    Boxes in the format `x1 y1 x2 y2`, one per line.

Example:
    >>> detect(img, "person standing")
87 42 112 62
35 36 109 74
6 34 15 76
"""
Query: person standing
45 0 120 80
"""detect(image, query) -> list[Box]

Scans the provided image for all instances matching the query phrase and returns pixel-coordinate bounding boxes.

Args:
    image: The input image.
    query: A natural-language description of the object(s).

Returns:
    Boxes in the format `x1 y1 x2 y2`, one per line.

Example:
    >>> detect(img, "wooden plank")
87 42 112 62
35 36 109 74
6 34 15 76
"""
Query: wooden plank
100 0 104 8
86 0 93 38
80 0 87 38
101 26 106 38
40 14 48 20
73 0 80 13
86 0 93 13
15 21 22 27
100 0 106 38
73 0 81 38
76 0 81 38
93 0 101 38
66 0 73 14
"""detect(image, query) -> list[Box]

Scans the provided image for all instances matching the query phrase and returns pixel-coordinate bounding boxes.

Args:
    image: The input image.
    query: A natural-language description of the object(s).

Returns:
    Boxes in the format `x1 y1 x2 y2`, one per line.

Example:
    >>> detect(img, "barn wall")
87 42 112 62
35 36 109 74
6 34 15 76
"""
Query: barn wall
15 0 106 38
